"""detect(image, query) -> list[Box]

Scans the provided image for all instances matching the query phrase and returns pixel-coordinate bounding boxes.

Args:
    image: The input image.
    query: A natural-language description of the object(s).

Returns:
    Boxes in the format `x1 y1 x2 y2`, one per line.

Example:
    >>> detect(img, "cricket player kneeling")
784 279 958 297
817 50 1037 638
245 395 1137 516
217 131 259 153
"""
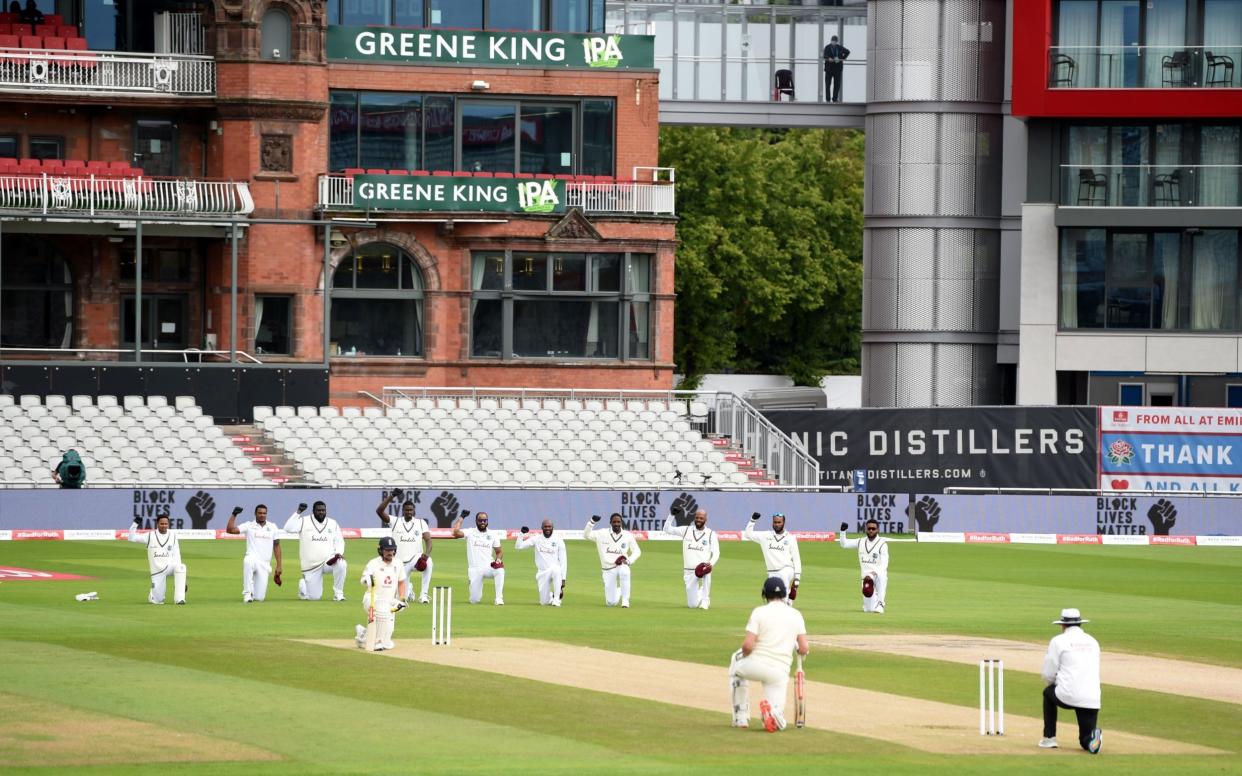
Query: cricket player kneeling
126 514 187 605
729 577 808 732
354 536 408 652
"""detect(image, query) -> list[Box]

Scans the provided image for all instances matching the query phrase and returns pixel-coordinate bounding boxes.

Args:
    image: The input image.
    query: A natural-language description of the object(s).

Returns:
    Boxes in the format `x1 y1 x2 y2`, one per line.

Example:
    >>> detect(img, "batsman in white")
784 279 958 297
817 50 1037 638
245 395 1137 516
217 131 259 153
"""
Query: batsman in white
513 519 567 606
354 536 409 652
226 504 283 603
662 505 720 609
729 576 809 732
376 488 433 603
126 513 187 605
282 501 348 601
743 512 802 603
451 509 506 605
583 513 642 608
838 518 888 613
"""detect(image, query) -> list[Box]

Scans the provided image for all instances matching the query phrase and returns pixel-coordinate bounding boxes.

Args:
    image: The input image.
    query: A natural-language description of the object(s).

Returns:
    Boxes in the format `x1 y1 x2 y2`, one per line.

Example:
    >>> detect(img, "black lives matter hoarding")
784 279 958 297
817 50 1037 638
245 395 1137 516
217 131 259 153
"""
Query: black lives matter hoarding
764 407 1099 493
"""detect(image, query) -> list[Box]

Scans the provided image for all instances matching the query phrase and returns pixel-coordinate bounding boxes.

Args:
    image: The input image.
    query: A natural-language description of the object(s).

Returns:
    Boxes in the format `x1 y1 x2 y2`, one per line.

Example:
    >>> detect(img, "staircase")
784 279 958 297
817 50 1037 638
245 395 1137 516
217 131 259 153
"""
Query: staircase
220 423 306 485
708 435 778 486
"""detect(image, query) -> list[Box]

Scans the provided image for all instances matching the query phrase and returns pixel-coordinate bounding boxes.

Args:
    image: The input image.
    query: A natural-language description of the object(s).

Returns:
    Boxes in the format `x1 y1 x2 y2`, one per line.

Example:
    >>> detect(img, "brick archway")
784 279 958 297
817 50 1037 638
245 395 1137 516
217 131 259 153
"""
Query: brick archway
324 229 441 291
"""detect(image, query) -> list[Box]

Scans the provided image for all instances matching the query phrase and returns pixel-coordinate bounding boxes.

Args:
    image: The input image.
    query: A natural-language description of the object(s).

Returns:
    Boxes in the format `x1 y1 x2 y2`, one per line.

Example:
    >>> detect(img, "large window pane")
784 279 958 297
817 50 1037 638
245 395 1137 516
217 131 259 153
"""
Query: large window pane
342 0 388 26
462 102 517 173
430 0 481 29
424 96 455 172
520 104 575 175
255 295 292 355
471 299 502 357
551 0 590 32
592 254 620 292
513 300 618 358
330 91 359 171
512 254 547 291
1200 125 1240 207
1110 125 1148 205
331 299 421 356
581 99 614 176
628 301 649 359
472 253 504 290
628 255 651 293
353 245 403 289
394 0 422 27
1060 228 1105 328
360 92 421 171
1143 0 1184 87
490 0 540 31
552 255 587 291
1152 232 1180 329
1 290 71 347
1191 230 1239 330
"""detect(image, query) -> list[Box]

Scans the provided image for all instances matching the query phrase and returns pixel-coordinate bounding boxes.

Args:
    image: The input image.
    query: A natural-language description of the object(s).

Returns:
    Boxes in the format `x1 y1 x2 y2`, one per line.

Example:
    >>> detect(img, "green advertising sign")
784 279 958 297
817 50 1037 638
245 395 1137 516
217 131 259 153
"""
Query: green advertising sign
327 27 655 70
353 174 567 214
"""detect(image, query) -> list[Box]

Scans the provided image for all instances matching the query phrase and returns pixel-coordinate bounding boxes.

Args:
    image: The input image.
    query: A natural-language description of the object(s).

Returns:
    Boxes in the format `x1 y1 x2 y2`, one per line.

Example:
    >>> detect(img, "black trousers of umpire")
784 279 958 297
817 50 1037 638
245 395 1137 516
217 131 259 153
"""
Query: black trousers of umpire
1043 684 1099 750
825 64 844 102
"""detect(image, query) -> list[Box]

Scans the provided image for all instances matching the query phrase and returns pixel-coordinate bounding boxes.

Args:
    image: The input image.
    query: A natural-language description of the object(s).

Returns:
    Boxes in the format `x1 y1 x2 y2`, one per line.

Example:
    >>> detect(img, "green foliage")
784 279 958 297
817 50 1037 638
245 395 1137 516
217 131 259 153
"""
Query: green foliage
660 127 863 388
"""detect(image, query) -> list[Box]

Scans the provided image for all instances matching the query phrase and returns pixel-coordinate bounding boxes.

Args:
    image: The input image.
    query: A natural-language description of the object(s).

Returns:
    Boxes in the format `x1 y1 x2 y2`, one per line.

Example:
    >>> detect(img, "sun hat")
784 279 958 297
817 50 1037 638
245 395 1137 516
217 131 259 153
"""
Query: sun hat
1052 608 1089 625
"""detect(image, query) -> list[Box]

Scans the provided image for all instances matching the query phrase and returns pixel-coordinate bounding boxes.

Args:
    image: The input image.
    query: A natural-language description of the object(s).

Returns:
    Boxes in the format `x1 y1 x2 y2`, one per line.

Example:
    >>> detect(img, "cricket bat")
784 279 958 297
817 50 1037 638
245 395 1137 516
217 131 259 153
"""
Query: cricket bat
794 653 806 728
363 575 377 652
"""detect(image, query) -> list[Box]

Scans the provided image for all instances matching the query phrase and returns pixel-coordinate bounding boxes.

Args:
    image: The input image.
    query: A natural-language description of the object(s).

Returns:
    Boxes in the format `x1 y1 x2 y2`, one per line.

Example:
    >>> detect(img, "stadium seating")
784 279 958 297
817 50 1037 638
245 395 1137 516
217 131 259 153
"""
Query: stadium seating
0 394 271 487
254 397 753 488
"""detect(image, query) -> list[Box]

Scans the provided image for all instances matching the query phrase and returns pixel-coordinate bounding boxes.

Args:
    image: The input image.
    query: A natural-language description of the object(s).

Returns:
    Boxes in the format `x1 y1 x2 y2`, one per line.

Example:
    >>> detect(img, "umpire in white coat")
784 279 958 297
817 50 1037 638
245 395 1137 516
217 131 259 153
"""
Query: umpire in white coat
1040 608 1103 754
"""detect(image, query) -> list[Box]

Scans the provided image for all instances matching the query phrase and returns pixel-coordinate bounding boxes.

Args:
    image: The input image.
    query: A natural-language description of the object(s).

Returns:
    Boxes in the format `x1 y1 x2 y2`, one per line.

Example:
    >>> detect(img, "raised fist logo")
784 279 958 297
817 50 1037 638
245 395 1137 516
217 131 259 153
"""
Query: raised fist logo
430 490 460 528
670 492 699 526
185 490 216 529
1147 498 1177 535
907 496 941 532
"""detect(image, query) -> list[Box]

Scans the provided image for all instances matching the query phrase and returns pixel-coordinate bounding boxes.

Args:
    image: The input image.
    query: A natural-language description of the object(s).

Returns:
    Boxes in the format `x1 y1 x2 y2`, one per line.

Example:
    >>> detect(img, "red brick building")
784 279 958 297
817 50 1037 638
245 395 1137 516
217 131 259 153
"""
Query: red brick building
0 1 676 408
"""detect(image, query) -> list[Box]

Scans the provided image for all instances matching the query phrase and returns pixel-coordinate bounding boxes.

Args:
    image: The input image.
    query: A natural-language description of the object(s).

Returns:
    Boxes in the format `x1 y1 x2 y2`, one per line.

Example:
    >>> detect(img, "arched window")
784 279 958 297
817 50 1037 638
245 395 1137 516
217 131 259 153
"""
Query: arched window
330 243 424 357
260 7 291 60
0 236 73 348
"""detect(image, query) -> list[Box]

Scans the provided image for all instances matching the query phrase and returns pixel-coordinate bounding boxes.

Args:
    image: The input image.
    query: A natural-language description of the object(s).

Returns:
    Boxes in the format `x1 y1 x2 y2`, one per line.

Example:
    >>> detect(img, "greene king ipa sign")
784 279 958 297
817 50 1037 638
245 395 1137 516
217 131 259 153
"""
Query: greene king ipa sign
327 28 655 70
354 174 566 213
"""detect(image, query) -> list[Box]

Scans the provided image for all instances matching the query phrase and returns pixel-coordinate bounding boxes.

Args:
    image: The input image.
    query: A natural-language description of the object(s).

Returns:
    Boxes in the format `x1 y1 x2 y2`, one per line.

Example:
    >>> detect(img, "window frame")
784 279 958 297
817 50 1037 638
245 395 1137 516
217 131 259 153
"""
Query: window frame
0 134 18 158
329 243 426 358
0 236 74 349
469 250 651 361
329 0 603 32
260 7 293 60
254 293 294 356
27 136 64 161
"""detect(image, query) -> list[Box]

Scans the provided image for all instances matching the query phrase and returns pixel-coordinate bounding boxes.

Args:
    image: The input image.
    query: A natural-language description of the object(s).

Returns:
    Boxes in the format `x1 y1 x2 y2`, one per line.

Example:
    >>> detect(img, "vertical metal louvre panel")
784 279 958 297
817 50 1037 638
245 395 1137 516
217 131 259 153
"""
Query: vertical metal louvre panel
934 229 976 330
901 0 943 100
865 230 900 330
895 228 936 330
972 231 1001 332
863 343 898 406
867 115 902 215
932 343 974 405
939 0 981 101
971 344 1002 403
977 1 1007 102
869 0 904 102
897 114 938 215
937 114 979 216
973 114 1004 217
896 342 935 406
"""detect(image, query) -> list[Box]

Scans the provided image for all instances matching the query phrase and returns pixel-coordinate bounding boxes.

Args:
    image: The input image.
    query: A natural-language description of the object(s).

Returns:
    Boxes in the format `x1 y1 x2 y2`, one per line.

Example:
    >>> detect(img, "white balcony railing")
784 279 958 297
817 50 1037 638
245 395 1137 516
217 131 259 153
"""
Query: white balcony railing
0 48 215 95
316 174 676 216
0 174 254 217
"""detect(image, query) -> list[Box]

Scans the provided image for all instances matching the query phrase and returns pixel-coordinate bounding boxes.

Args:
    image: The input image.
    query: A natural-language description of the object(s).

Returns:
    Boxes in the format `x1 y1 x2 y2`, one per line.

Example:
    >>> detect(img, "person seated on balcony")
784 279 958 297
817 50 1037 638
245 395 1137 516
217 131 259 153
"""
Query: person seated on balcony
8 1 21 14
20 0 43 25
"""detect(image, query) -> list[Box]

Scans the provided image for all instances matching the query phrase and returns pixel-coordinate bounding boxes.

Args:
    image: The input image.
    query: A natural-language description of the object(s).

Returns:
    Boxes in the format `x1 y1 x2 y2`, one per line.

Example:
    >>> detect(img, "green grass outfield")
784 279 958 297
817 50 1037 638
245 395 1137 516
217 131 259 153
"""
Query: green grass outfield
1 536 1239 775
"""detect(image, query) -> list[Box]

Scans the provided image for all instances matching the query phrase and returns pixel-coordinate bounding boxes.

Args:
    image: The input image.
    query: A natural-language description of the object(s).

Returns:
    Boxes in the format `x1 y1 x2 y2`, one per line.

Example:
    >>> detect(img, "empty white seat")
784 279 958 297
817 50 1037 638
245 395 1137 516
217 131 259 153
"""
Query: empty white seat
20 395 42 408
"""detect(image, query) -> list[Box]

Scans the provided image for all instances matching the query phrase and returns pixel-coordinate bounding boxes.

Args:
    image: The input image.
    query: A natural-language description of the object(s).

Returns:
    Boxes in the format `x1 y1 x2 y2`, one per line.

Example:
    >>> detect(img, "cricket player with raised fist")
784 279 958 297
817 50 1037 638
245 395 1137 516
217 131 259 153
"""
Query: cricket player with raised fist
376 488 433 603
743 512 802 603
283 501 348 601
126 513 187 604
584 513 642 608
452 510 506 605
514 519 567 606
354 536 409 652
226 504 283 603
839 518 888 613
662 505 720 609
729 576 809 732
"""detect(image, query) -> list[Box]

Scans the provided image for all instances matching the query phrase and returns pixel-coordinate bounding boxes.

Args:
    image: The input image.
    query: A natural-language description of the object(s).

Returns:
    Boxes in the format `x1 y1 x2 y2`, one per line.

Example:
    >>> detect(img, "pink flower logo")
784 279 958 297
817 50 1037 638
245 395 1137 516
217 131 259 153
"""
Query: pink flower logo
1107 439 1135 466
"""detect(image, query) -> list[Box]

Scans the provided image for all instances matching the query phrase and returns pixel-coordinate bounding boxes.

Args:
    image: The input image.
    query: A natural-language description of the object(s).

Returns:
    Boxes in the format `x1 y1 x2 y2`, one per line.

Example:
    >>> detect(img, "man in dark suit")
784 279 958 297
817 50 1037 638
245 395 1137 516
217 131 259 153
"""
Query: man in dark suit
823 35 851 102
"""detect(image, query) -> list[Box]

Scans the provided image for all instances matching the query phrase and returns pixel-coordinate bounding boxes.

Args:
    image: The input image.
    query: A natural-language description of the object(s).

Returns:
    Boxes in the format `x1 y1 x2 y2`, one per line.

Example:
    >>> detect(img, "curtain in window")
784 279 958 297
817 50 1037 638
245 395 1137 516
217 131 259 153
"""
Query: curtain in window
586 301 600 353
1200 126 1240 207
1153 232 1179 330
1204 0 1242 85
1058 2 1099 86
1143 0 1184 87
1060 253 1078 328
630 301 649 355
1191 230 1238 330
59 290 73 347
253 296 264 349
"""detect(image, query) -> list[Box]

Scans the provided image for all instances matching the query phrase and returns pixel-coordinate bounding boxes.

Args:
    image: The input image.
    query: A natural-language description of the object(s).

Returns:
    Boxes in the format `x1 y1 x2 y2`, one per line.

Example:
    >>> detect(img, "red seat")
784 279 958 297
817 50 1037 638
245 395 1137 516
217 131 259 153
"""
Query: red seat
45 13 61 25
593 175 613 182
0 12 14 23
0 23 11 34
20 34 40 48
432 170 454 176
108 160 129 171
85 160 109 173
65 36 95 67
492 171 514 178
62 159 85 172
514 172 535 179
35 23 54 36
472 170 494 178
343 167 364 177
365 168 386 175
410 169 429 176
43 35 63 50
554 174 575 181
386 169 407 175
56 24 76 38
17 159 41 174
0 33 19 59
12 22 31 36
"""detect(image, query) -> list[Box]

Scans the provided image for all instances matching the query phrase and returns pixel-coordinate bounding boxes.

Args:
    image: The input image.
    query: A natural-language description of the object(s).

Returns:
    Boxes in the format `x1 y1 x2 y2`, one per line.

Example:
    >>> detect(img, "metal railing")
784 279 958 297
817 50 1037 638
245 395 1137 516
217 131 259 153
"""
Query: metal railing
0 347 263 363
1048 45 1239 89
317 174 676 216
0 174 254 217
945 486 1242 499
1061 164 1242 208
373 386 820 488
0 47 216 95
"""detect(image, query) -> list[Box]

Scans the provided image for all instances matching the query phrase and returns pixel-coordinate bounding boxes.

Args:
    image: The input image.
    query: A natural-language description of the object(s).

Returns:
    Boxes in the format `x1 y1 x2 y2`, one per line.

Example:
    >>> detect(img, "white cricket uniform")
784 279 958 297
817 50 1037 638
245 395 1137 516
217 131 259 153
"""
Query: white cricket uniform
358 556 408 649
662 514 720 609
282 512 348 601
236 519 280 602
729 601 807 728
390 516 433 600
126 527 186 604
839 533 889 613
743 522 802 598
583 520 642 606
514 531 568 606
1041 626 1102 709
461 526 505 604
